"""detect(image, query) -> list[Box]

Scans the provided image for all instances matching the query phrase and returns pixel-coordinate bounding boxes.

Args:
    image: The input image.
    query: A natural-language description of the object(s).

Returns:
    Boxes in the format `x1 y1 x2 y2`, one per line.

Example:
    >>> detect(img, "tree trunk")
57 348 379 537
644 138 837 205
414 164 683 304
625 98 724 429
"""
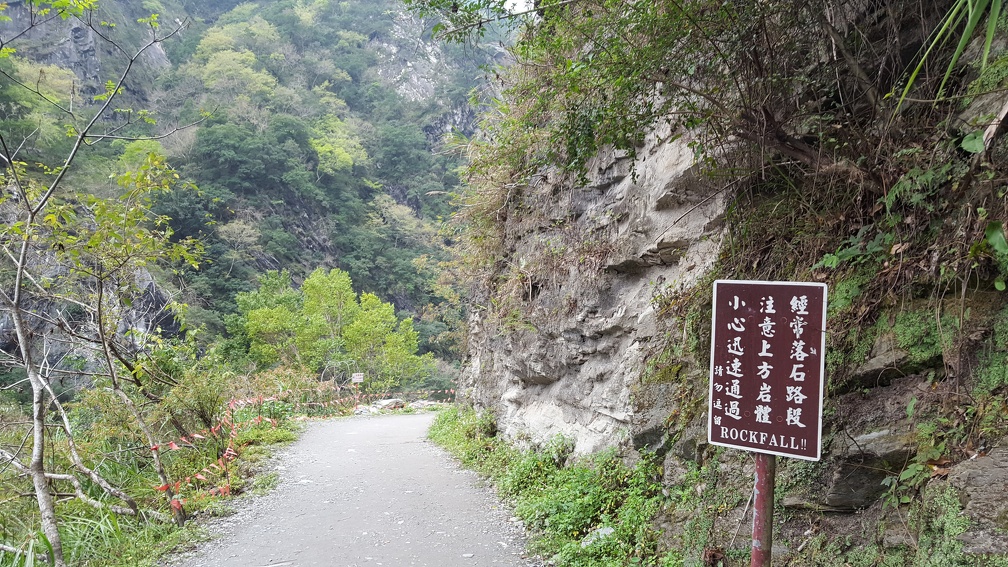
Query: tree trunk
25 354 66 566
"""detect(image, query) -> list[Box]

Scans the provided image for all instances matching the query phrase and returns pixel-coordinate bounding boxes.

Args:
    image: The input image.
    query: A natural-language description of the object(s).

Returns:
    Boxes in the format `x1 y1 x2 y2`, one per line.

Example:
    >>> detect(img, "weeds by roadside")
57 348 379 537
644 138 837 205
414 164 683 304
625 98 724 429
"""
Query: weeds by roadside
429 406 674 567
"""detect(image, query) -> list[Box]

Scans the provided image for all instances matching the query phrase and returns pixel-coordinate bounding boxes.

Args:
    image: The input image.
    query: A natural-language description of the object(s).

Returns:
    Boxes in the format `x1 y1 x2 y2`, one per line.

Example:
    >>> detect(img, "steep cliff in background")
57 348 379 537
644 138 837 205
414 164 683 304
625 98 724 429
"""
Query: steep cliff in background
0 1 171 100
439 0 1008 562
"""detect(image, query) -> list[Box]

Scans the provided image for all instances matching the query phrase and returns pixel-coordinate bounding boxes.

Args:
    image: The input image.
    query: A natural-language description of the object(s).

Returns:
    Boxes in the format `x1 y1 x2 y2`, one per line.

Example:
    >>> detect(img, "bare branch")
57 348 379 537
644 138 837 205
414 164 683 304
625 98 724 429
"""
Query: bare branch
0 377 31 390
45 472 168 522
0 68 75 117
36 358 140 516
0 133 33 210
0 125 43 167
0 536 28 552
0 446 30 475
0 246 62 301
84 115 210 144
818 13 879 110
0 11 64 53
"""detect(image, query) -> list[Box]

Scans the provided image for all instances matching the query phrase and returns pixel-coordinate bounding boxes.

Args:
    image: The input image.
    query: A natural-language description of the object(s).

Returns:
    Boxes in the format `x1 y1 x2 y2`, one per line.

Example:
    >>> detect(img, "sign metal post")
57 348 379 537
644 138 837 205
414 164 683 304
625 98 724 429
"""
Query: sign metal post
751 453 776 567
707 280 827 566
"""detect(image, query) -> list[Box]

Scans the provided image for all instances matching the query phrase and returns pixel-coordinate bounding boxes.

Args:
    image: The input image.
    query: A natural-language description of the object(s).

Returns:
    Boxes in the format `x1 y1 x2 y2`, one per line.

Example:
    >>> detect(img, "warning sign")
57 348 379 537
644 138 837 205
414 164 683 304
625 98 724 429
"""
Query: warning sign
351 372 364 383
707 280 827 461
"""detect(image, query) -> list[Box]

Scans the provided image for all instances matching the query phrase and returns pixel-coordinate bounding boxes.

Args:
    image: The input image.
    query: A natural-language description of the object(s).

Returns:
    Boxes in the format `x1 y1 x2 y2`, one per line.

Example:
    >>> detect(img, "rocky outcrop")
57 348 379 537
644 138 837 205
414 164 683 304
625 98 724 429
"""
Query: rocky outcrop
0 264 179 381
0 1 170 100
458 118 1008 562
461 134 728 454
0 2 101 88
949 448 1008 554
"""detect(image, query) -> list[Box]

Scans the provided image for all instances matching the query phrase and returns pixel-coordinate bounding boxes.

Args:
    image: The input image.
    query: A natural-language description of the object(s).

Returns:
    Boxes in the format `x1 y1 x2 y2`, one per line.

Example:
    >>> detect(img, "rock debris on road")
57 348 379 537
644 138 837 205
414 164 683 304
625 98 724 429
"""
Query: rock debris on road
164 413 540 567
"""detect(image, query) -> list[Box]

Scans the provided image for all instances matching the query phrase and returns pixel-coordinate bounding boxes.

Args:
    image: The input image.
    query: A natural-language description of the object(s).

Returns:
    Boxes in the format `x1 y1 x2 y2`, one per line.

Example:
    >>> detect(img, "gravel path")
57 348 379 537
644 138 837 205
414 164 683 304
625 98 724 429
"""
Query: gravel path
163 413 538 567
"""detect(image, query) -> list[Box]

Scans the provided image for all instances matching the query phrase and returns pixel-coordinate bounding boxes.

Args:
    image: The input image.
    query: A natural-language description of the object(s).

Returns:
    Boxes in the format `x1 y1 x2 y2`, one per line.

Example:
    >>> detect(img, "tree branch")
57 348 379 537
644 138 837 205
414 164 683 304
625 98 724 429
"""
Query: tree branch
0 543 22 555
31 20 188 218
818 13 879 110
36 354 140 516
0 446 30 475
45 472 168 522
0 68 75 117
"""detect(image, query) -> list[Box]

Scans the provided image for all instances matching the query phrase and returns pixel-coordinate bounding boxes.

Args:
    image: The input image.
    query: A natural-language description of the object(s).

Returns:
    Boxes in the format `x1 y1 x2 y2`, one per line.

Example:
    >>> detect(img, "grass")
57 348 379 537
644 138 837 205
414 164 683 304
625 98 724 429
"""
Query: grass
428 406 671 567
250 472 280 496
787 484 978 567
0 410 299 567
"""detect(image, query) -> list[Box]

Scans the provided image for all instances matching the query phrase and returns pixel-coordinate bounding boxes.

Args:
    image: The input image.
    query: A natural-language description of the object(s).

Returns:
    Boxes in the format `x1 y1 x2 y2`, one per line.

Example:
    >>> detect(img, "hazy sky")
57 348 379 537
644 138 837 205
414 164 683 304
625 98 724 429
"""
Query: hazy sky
506 0 533 12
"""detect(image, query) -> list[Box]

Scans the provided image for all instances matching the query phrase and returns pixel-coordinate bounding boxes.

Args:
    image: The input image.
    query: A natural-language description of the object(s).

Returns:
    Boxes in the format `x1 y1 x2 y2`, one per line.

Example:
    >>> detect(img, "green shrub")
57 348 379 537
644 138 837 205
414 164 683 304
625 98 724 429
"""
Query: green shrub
429 406 668 566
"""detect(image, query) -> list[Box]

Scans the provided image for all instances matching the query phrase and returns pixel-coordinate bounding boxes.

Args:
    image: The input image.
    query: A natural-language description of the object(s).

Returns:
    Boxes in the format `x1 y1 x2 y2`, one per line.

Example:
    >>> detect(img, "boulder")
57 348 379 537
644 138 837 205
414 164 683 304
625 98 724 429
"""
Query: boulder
846 333 911 390
948 447 1008 554
823 428 916 510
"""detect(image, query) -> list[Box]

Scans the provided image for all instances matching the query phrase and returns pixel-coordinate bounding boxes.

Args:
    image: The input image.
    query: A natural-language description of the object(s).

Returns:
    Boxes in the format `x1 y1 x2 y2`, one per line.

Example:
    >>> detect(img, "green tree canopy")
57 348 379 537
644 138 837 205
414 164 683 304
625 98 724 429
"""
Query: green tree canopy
233 268 434 391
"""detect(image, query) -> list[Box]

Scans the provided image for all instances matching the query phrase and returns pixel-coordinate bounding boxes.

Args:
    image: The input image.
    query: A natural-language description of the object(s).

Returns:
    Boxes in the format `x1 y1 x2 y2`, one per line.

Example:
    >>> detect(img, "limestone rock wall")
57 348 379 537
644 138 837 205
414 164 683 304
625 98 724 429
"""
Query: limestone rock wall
0 1 170 100
461 135 728 454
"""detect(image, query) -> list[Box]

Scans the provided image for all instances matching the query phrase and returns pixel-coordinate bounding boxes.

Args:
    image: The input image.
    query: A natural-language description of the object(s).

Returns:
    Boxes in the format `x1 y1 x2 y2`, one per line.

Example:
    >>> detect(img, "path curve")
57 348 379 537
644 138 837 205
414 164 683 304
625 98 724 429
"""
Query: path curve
165 413 537 567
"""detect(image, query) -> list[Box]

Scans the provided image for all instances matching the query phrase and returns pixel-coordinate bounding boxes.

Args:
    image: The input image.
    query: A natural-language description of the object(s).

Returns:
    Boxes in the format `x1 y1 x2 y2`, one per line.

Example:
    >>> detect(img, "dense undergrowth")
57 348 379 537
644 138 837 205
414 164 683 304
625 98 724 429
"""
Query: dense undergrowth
428 405 673 567
430 404 1008 566
0 394 298 567
0 363 445 567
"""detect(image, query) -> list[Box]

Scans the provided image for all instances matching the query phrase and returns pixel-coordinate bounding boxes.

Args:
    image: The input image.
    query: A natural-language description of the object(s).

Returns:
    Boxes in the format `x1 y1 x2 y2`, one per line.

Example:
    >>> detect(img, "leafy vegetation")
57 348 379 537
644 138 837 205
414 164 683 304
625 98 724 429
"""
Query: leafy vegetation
429 406 673 567
147 0 485 344
225 267 435 392
3 0 1008 564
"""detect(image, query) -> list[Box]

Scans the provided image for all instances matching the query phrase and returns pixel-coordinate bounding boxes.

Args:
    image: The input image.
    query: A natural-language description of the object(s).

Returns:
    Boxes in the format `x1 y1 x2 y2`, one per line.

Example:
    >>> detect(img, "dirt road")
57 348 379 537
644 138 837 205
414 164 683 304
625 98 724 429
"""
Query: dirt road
167 413 536 567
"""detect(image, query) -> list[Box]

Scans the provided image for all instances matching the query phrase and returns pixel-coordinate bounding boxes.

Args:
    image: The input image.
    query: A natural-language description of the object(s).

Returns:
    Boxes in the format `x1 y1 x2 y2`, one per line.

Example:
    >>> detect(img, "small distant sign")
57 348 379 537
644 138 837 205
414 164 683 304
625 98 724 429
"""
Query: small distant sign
708 280 827 461
351 373 364 383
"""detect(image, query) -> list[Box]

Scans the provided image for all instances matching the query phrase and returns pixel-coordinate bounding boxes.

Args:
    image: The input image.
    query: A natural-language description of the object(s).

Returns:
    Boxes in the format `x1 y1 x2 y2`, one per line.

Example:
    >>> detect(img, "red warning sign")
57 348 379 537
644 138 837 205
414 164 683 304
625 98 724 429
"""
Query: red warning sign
707 280 827 461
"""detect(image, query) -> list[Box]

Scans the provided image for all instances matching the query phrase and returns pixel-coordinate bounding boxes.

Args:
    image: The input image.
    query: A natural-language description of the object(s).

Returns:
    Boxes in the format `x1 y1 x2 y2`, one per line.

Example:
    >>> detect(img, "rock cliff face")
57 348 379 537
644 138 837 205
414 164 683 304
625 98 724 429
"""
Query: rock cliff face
461 133 728 454
370 12 482 145
0 2 170 100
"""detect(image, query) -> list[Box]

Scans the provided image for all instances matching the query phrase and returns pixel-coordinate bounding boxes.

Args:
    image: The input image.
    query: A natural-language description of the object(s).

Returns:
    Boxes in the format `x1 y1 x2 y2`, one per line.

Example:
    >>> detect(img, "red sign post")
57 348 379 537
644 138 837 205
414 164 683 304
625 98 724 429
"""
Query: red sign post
708 280 827 566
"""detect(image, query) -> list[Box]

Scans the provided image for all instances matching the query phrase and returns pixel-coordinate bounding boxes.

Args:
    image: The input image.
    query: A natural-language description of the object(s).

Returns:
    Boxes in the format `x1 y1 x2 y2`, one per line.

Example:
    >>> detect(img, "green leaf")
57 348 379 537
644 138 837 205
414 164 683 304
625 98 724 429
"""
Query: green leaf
982 0 1003 69
986 221 1008 255
38 529 55 567
961 130 986 153
996 277 1006 292
940 0 992 97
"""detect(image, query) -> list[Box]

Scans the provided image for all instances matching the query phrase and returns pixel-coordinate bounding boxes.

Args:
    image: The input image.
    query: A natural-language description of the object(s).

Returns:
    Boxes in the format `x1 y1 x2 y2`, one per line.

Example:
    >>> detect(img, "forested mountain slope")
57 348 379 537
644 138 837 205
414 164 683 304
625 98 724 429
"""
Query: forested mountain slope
2 0 487 354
